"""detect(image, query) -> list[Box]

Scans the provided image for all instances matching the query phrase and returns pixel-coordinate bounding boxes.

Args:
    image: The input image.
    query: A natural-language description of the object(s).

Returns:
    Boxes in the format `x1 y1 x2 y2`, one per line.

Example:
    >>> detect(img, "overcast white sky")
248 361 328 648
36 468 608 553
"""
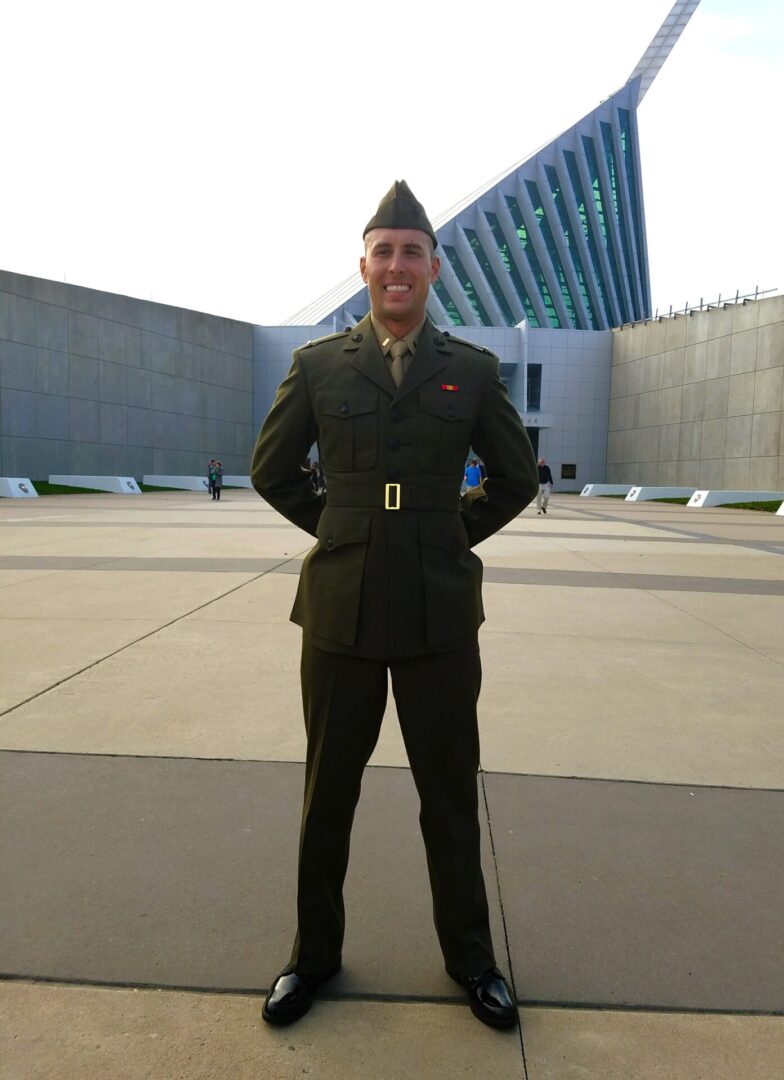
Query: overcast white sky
2 0 781 326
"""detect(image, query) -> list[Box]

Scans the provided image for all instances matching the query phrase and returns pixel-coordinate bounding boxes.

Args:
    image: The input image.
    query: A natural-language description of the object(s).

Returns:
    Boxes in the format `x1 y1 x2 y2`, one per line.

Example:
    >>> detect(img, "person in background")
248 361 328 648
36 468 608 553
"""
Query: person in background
207 459 217 498
464 458 483 491
212 461 223 501
536 457 554 515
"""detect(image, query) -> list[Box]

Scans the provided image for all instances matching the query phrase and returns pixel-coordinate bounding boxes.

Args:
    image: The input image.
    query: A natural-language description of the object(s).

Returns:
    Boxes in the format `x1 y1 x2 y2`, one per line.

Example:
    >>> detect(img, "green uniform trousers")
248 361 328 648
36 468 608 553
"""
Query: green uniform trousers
290 637 496 977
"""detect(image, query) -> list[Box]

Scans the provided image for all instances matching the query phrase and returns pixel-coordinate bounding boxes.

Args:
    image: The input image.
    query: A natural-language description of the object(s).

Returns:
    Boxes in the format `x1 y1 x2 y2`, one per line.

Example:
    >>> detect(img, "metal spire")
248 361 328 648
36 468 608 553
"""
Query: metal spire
627 0 701 104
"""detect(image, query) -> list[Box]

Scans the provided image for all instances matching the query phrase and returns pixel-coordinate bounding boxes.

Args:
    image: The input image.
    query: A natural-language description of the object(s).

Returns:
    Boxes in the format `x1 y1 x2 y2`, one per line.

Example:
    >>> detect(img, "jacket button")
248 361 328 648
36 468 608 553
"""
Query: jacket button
339 403 349 416
351 333 363 343
388 435 401 450
326 537 334 549
390 407 401 423
434 336 445 346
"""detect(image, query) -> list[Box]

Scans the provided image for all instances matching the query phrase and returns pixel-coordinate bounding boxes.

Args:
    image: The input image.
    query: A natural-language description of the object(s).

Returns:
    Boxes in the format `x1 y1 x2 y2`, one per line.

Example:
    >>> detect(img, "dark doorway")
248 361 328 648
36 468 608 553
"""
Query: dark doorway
526 427 540 456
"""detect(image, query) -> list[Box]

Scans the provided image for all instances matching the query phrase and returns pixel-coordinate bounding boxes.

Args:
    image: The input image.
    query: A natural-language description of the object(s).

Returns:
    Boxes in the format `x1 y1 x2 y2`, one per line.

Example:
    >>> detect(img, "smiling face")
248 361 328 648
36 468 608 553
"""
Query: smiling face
360 228 441 337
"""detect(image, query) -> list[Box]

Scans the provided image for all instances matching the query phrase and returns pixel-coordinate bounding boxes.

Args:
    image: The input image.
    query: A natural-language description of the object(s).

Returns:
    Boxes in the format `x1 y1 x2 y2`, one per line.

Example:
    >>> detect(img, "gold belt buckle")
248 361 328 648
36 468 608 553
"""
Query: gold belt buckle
384 483 401 510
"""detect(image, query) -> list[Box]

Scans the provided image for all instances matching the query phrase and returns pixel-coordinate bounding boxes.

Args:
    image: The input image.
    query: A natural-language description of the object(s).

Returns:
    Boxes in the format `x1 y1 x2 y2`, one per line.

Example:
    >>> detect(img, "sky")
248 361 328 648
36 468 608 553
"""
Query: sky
2 0 782 326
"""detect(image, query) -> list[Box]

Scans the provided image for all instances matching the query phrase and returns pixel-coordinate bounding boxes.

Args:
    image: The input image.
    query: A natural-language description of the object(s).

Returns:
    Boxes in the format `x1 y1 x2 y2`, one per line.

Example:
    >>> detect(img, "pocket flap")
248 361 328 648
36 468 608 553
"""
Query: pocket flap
418 387 476 421
318 390 378 418
316 508 371 549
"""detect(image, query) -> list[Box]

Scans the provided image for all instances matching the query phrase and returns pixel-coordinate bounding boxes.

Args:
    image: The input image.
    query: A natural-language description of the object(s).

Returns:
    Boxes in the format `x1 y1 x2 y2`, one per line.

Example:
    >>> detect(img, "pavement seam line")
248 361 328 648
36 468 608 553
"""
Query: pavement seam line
479 770 529 1079
641 588 784 673
2 975 782 1017
0 549 311 721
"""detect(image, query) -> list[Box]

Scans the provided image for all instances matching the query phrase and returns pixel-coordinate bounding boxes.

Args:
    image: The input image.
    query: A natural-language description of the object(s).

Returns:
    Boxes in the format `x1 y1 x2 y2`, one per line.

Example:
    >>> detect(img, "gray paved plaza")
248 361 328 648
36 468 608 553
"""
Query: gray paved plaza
1 490 783 1079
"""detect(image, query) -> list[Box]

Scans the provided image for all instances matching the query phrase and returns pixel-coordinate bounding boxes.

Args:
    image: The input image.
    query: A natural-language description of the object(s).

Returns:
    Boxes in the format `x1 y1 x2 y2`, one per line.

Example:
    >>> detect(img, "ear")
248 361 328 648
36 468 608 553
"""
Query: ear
430 255 441 283
359 255 368 283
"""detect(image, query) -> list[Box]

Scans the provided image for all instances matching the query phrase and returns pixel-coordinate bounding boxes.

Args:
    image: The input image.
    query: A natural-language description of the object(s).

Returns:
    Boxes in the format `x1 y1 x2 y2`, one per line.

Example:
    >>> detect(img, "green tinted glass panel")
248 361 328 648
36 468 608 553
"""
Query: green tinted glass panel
484 212 539 326
563 151 616 326
543 164 601 329
432 279 465 325
444 246 493 326
581 136 629 324
601 122 639 319
463 228 516 326
525 179 581 329
619 107 648 305
505 196 561 328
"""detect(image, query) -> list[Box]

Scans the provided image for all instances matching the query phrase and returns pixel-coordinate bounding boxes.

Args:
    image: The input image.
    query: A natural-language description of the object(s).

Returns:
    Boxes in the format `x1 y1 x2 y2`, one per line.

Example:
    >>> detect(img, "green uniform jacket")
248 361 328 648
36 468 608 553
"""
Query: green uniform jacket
250 314 538 658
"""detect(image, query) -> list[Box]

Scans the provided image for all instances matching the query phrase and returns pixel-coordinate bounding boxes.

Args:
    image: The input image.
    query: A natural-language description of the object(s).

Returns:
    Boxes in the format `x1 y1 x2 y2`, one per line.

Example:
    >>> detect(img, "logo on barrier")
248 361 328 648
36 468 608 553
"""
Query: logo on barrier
18 483 29 494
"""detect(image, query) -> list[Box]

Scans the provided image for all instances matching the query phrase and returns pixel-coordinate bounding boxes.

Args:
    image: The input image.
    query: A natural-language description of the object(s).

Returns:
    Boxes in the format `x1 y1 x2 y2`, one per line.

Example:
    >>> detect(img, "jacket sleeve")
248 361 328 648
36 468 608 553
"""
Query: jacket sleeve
461 358 538 547
249 352 323 537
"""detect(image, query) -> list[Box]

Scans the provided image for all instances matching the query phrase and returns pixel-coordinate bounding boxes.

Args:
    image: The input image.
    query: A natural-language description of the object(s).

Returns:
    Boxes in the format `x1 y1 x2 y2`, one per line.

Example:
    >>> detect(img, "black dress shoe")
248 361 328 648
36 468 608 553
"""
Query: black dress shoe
261 964 340 1026
448 967 518 1028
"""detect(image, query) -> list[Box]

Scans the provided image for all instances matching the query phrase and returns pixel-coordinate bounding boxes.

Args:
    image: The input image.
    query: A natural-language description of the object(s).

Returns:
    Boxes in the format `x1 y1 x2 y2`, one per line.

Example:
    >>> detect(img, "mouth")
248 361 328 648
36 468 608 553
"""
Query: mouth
384 284 411 293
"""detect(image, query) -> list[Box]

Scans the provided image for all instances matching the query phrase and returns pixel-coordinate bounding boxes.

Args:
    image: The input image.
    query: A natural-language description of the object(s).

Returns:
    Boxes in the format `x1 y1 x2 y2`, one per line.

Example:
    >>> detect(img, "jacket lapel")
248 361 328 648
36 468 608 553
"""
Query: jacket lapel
394 322 451 402
345 314 397 395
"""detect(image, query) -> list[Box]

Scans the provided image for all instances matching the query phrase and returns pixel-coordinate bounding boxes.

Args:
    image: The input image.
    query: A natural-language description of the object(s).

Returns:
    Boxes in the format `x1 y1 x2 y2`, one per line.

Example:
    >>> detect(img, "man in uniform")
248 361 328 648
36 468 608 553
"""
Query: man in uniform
251 181 538 1028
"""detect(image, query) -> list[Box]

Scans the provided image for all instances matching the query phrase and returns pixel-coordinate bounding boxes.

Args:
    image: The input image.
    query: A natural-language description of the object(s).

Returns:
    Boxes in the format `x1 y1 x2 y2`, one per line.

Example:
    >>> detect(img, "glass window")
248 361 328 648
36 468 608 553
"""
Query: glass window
601 122 639 320
432 279 465 325
505 196 561 328
619 107 649 307
484 212 540 326
543 164 601 330
463 228 516 327
525 179 582 329
563 150 616 327
526 362 542 410
443 246 493 326
581 136 629 324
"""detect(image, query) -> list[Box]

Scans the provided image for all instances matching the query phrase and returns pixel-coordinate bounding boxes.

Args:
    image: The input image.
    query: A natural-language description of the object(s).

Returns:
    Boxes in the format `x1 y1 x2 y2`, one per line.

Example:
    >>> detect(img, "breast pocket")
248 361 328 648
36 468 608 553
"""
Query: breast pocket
416 387 477 475
316 390 378 473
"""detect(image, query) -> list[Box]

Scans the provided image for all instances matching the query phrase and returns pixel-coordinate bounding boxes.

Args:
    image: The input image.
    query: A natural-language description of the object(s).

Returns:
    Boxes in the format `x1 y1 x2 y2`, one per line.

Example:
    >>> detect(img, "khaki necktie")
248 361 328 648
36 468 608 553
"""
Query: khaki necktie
389 340 409 388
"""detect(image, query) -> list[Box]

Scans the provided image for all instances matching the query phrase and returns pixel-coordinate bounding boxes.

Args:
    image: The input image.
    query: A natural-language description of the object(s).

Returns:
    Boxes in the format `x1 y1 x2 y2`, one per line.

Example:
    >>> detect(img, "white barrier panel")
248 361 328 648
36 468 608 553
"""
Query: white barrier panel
143 475 209 491
688 489 784 508
49 475 141 494
625 486 696 502
0 478 38 498
580 484 634 497
777 503 784 516
222 475 253 488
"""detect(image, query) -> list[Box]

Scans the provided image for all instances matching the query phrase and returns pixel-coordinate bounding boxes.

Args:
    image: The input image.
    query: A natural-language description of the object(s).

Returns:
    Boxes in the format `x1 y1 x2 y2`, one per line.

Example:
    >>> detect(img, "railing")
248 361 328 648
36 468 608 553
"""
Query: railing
616 286 779 328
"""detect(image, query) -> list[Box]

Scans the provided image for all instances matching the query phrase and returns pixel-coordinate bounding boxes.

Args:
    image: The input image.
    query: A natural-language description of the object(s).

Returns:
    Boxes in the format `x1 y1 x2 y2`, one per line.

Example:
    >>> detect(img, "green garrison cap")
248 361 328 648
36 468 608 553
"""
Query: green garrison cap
363 180 438 249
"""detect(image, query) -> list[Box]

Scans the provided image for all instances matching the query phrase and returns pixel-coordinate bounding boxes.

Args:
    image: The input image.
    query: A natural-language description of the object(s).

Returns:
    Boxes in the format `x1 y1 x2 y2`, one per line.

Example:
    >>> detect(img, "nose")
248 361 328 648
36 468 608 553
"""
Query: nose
388 247 405 273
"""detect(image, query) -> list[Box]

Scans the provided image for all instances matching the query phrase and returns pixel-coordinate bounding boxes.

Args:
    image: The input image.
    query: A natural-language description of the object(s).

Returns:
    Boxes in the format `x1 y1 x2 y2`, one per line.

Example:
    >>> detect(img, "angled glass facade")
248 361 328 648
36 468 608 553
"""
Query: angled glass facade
285 2 701 332
290 82 651 331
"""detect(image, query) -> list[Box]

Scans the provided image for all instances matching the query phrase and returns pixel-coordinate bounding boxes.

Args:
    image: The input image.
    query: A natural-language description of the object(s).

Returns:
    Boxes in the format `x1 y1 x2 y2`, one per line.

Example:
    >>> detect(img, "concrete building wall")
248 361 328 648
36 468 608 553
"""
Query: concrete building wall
607 295 784 488
0 270 255 480
528 327 612 489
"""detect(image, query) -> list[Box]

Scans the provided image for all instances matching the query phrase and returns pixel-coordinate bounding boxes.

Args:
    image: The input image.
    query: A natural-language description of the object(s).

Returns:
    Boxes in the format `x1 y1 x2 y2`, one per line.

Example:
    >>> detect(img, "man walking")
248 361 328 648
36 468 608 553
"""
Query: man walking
251 181 537 1029
536 457 554 514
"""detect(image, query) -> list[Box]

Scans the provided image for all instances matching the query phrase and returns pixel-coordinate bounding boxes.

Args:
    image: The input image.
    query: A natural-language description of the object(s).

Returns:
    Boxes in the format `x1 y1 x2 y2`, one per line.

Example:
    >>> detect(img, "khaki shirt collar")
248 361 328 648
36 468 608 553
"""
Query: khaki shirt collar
370 313 427 357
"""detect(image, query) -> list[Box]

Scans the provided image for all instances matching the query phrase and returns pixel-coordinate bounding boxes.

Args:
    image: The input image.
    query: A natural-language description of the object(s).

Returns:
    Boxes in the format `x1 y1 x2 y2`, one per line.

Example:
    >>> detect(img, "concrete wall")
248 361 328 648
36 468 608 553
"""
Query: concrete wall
0 270 255 480
607 295 784 488
528 327 612 488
